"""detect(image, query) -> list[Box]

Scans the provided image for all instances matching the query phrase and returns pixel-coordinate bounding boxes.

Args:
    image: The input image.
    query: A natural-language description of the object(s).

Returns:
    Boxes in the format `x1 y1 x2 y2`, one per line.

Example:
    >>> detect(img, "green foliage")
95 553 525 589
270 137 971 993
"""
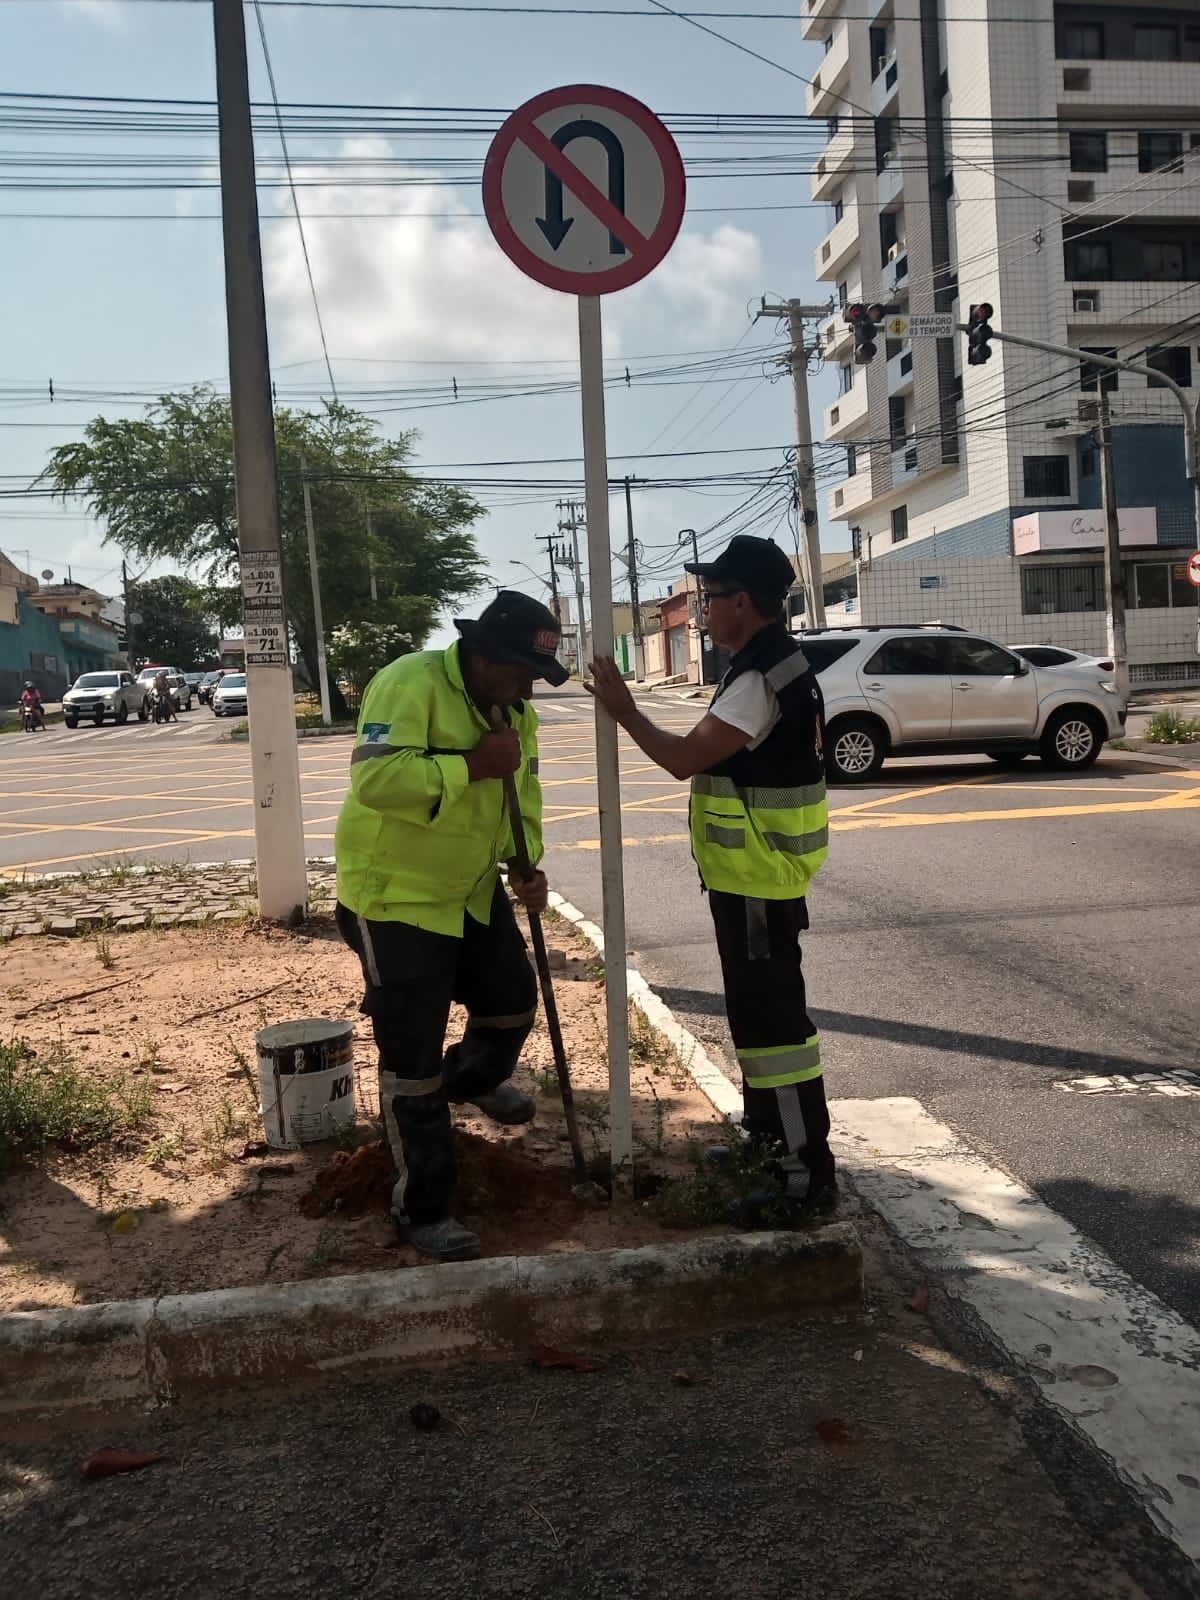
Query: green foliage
0 1039 152 1175
40 388 487 712
127 573 218 669
1145 710 1200 745
328 620 414 700
655 1134 797 1230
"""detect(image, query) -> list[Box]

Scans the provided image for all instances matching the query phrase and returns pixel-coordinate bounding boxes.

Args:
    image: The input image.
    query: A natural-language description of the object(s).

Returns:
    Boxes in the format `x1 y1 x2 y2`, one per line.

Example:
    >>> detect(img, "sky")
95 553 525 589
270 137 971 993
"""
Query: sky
0 0 841 645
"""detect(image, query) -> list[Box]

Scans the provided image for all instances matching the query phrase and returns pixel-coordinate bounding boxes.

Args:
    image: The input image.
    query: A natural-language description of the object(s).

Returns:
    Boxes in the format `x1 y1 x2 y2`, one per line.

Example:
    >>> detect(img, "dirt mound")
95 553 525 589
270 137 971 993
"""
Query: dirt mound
300 1132 573 1221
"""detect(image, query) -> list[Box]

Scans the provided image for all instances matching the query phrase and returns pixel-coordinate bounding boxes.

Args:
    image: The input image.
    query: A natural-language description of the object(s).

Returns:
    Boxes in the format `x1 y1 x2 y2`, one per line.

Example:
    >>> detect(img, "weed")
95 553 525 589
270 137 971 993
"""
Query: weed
0 1038 153 1175
305 1219 343 1273
225 1036 259 1106
94 933 115 970
264 1242 288 1278
136 1036 163 1074
655 1133 796 1231
199 1096 252 1171
1145 710 1200 745
531 1063 562 1098
584 959 606 984
142 1128 187 1170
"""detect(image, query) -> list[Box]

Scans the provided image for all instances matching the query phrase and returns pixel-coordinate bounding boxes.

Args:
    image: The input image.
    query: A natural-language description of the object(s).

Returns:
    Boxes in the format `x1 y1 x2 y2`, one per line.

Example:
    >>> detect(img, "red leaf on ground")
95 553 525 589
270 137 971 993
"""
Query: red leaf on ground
529 1344 604 1373
908 1284 930 1314
815 1417 857 1449
81 1448 164 1479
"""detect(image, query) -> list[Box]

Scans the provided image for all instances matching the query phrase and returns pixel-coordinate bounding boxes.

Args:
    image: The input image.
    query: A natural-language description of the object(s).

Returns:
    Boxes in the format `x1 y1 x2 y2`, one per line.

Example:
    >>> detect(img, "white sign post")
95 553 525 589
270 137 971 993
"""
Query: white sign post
484 85 686 1182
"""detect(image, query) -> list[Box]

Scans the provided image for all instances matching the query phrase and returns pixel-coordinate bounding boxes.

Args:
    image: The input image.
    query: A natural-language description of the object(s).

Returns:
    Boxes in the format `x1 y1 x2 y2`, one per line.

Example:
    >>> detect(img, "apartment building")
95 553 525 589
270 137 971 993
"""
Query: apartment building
804 0 1200 684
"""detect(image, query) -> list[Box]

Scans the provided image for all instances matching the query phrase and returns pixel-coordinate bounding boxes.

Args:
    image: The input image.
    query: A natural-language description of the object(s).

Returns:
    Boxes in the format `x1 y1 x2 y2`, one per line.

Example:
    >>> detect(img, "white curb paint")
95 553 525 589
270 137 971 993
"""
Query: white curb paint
831 1096 1200 1565
546 890 743 1124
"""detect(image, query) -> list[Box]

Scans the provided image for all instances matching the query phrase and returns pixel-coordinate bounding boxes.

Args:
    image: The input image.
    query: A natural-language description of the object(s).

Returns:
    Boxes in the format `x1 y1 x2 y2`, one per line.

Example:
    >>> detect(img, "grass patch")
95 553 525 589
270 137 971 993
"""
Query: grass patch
94 933 115 969
0 1038 153 1175
1145 710 1200 745
654 1134 796 1230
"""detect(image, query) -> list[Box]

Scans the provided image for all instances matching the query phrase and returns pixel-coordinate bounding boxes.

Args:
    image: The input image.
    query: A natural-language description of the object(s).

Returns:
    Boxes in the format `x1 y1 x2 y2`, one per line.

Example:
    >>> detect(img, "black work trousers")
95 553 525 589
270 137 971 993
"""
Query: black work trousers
708 889 835 1192
336 883 537 1224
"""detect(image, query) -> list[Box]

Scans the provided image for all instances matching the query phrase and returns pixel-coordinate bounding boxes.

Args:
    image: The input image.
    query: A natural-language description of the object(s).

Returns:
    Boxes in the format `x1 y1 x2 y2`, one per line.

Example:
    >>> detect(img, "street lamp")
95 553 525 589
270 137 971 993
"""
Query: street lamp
509 559 552 593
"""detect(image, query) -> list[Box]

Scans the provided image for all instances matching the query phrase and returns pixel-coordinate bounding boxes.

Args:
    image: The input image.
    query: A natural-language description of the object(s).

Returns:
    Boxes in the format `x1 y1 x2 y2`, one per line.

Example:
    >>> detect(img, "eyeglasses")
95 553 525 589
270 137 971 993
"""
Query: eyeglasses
700 588 736 607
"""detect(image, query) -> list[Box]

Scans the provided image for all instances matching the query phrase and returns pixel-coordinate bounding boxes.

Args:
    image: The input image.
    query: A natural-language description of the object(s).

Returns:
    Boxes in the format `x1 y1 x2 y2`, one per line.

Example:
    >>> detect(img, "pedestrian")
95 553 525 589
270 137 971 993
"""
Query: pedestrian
335 591 569 1262
585 535 835 1215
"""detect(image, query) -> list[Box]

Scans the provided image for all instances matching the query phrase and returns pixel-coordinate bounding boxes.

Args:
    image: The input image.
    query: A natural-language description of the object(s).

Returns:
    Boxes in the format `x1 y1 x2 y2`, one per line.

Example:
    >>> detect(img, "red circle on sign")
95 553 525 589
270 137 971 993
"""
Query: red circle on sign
482 84 686 297
1188 551 1200 587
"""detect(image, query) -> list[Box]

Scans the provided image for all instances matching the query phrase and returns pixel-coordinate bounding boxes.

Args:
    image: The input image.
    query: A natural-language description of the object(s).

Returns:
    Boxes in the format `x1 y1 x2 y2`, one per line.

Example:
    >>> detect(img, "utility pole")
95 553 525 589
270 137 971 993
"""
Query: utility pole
679 526 706 683
121 559 137 672
300 457 332 725
212 0 307 921
535 531 561 622
623 477 644 681
366 508 378 604
757 297 832 629
557 499 588 670
1095 391 1130 703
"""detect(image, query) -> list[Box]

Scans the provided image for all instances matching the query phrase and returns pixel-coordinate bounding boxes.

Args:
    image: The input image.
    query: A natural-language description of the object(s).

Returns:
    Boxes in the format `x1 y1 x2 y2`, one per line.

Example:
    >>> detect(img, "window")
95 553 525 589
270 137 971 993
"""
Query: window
870 26 888 73
1017 646 1075 668
1068 179 1095 204
1144 346 1192 388
1080 447 1097 478
1134 564 1169 608
1079 347 1118 393
1063 22 1104 59
866 636 948 675
885 336 903 361
880 210 899 255
1134 24 1179 62
846 443 858 477
1069 130 1107 172
827 116 840 140
837 279 849 308
1023 455 1071 497
890 504 909 543
824 29 834 52
832 196 844 225
1141 239 1186 279
1063 68 1092 91
1021 564 1103 615
875 117 897 173
888 397 907 450
839 364 854 395
1068 240 1111 280
946 638 1020 677
1139 130 1183 173
1188 26 1200 64
798 638 859 674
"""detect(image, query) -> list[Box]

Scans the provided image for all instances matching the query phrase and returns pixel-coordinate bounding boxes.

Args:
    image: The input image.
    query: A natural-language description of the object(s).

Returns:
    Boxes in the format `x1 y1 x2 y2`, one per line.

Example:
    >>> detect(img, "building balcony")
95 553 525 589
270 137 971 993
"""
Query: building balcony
807 26 851 117
819 309 856 360
883 246 910 299
1056 58 1200 116
811 123 857 201
876 154 904 210
891 439 919 483
1066 279 1200 330
828 467 876 523
824 379 870 443
886 343 914 396
799 0 840 41
872 51 899 115
815 206 860 282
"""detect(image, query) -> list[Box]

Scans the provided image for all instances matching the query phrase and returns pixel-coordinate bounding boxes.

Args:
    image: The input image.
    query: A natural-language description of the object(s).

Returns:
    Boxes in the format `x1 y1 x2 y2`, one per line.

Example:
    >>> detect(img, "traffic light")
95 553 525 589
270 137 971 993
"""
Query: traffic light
844 301 884 365
967 302 994 365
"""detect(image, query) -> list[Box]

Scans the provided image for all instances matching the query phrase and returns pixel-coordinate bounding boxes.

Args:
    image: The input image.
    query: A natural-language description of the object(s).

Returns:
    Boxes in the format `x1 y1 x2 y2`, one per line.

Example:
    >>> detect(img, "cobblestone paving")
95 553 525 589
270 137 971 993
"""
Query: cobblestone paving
0 861 338 939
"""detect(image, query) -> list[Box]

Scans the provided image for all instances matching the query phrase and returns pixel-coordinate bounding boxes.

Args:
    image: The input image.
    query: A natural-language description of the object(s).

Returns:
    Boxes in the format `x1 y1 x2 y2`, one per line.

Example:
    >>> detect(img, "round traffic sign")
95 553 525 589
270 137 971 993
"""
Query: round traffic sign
482 84 686 296
1188 550 1200 587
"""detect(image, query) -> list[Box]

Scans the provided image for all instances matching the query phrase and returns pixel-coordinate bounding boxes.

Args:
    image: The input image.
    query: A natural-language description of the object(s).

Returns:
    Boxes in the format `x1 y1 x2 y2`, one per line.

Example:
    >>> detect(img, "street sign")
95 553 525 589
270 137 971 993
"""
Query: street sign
241 549 288 666
1187 551 1200 587
884 312 954 340
482 84 685 296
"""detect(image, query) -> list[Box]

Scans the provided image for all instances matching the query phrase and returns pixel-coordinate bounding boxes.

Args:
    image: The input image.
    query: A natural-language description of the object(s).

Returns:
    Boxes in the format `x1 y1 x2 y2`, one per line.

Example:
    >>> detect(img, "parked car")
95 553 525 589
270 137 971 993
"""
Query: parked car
796 625 1126 783
1009 644 1124 701
211 672 248 718
63 671 146 728
198 670 224 705
135 666 192 713
184 671 206 699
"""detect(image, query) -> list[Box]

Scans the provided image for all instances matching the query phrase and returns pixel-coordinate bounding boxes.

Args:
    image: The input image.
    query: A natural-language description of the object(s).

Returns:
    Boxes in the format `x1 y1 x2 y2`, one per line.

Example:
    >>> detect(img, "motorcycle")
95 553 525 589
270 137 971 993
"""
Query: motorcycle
148 686 175 725
20 702 45 733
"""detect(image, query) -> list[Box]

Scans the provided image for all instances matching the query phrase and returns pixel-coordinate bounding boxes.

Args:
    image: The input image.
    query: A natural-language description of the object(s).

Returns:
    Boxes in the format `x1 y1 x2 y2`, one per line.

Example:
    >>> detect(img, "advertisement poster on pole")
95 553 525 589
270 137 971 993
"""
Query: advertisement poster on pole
483 86 686 1178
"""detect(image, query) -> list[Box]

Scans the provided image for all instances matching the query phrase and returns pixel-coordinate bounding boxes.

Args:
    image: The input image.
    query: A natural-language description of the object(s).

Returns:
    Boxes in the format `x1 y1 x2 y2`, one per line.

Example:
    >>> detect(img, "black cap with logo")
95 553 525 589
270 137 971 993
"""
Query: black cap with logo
684 534 796 600
454 590 569 687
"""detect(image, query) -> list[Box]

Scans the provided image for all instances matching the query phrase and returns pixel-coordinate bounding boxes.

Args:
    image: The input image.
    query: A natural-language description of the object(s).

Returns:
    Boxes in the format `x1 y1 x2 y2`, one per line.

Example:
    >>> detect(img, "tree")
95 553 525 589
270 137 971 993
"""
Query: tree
328 621 414 701
128 574 218 669
42 389 486 716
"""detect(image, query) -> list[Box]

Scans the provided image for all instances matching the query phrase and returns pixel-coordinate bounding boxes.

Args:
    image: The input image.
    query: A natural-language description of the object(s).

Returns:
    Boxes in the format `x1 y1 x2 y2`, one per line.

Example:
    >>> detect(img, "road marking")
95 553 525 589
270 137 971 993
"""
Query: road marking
1055 1070 1200 1098
838 790 1200 831
832 1096 1200 1566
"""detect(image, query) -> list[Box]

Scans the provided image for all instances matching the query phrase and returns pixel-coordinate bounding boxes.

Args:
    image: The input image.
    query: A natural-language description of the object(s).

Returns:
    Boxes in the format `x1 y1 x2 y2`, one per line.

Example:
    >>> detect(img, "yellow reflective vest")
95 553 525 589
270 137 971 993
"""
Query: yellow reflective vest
335 642 543 936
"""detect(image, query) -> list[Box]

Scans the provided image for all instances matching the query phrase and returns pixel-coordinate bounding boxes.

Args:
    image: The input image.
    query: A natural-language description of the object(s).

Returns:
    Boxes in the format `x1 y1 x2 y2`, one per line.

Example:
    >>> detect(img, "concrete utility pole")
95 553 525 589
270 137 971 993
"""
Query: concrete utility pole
535 531 561 622
623 478 645 681
679 526 706 683
758 297 833 629
1095 391 1130 703
366 509 378 604
121 560 137 672
212 0 307 921
557 499 588 670
959 321 1200 658
300 457 332 725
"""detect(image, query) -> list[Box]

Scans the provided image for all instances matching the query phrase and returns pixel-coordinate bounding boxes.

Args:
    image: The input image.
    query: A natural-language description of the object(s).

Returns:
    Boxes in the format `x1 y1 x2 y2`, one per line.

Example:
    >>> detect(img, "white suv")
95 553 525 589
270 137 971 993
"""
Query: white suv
799 626 1126 783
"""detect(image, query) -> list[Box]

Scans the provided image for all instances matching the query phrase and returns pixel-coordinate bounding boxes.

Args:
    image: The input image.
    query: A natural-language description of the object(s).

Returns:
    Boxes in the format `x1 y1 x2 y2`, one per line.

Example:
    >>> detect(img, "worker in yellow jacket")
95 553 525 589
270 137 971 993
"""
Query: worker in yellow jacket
335 592 568 1261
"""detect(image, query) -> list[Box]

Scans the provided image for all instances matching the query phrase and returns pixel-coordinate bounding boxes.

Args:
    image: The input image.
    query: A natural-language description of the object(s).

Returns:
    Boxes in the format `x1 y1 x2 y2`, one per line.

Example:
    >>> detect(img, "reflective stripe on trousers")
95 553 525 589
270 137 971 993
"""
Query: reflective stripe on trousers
736 1035 823 1089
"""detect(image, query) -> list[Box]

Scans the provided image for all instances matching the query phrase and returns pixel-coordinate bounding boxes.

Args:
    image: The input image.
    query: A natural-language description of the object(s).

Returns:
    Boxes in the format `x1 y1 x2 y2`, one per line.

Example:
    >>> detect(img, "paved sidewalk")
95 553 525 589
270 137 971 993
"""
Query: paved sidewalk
0 1219 1175 1600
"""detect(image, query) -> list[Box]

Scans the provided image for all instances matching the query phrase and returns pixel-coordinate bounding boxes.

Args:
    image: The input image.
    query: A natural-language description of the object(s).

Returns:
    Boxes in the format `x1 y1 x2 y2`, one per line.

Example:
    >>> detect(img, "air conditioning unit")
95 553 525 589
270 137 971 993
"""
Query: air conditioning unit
1078 399 1100 424
1074 292 1099 313
887 243 900 263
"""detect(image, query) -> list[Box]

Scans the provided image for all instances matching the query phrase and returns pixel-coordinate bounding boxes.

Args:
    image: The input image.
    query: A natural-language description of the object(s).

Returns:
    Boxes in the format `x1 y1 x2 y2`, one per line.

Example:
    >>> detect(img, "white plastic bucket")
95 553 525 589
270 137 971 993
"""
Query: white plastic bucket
256 1018 356 1149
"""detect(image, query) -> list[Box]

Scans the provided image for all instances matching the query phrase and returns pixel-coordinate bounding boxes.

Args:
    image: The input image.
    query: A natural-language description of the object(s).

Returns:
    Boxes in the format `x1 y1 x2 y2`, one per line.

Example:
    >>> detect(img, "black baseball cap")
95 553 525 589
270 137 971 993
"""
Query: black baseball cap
684 534 796 600
454 590 569 687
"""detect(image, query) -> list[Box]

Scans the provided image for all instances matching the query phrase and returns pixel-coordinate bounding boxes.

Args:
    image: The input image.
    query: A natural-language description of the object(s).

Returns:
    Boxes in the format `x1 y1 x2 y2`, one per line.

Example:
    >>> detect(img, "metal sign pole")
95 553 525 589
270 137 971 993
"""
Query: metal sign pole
577 293 632 1181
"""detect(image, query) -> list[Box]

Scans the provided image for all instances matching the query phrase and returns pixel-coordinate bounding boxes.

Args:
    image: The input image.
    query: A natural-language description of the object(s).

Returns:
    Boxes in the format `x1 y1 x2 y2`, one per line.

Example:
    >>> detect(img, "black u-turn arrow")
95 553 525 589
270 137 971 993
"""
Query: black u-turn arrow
537 119 627 256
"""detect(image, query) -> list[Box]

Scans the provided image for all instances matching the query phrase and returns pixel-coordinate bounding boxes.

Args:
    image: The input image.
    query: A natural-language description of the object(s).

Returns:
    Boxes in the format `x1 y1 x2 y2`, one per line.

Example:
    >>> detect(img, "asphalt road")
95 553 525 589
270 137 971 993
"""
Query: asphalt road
2 685 1199 1331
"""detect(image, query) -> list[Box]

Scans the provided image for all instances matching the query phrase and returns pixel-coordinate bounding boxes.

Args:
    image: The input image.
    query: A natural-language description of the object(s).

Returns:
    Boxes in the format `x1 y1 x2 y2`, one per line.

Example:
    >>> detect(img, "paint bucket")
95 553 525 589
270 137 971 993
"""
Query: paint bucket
256 1018 356 1149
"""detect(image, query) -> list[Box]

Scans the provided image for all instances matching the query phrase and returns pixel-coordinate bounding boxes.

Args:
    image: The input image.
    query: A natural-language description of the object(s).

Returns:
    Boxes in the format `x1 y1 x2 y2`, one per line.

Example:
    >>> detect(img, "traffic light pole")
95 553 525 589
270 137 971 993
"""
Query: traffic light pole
959 321 1200 658
758 298 831 628
1097 389 1130 704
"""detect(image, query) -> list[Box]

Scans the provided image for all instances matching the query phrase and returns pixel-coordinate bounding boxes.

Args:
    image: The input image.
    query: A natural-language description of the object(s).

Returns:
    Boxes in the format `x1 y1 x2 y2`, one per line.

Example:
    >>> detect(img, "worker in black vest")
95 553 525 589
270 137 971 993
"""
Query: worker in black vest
586 535 834 1213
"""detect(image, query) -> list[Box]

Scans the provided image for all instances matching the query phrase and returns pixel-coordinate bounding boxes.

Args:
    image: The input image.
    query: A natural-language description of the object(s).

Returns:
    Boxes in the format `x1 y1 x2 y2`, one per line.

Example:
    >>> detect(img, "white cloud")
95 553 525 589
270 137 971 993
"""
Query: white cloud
262 141 764 372
58 0 125 28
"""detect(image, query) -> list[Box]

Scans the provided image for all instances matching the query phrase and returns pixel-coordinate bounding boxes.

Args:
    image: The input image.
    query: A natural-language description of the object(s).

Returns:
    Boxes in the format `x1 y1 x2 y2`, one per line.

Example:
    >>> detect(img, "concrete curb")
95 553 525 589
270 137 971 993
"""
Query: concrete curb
0 1229 862 1419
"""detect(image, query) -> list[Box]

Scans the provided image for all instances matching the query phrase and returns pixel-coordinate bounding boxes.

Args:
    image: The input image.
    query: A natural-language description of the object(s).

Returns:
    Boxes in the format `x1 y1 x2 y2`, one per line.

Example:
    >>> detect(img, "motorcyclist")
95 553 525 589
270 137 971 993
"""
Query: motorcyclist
20 681 45 731
153 669 176 723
